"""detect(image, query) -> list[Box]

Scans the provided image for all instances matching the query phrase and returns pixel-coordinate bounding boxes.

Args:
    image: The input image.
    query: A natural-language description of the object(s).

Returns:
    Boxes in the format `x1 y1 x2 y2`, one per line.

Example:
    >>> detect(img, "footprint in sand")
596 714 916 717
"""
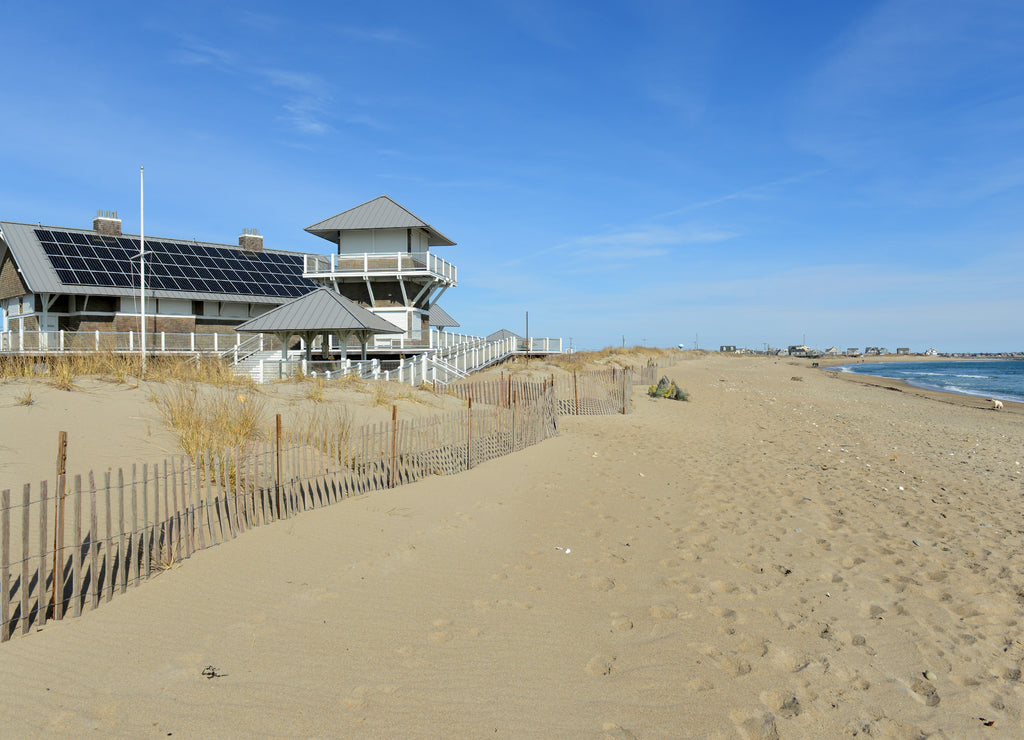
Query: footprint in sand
649 604 677 619
590 575 616 592
759 689 802 718
609 613 634 631
600 721 638 739
585 654 617 676
729 710 779 740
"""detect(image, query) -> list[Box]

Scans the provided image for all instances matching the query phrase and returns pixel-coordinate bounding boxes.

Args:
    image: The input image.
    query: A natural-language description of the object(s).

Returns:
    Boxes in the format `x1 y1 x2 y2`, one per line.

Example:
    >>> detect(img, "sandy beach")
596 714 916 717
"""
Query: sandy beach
1 352 1023 737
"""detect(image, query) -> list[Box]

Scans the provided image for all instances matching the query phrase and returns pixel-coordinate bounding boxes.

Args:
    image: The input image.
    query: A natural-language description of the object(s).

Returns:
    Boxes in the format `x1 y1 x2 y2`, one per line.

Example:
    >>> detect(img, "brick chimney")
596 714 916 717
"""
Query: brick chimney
239 227 263 251
93 209 122 236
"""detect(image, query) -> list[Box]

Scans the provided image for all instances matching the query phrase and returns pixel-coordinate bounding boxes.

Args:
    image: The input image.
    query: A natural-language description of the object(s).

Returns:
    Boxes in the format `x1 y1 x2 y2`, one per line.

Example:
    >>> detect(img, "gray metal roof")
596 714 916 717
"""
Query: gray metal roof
487 328 523 342
235 287 402 335
0 220 319 304
428 303 460 328
305 195 456 247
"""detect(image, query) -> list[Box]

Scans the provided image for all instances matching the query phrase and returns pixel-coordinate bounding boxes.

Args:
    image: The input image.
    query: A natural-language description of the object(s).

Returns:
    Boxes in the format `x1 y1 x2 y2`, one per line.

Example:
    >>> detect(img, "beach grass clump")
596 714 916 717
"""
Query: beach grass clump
15 385 35 406
48 354 89 390
147 355 244 387
154 382 267 458
0 356 38 380
303 380 327 403
372 382 393 407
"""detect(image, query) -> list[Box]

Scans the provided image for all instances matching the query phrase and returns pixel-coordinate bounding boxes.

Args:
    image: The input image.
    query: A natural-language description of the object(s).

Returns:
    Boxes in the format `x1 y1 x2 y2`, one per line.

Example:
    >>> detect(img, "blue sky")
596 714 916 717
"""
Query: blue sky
2 0 1022 352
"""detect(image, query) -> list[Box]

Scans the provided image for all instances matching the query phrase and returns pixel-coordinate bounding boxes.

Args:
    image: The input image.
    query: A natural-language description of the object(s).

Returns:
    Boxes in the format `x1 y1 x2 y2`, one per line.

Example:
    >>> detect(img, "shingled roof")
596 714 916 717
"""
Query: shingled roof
305 195 456 246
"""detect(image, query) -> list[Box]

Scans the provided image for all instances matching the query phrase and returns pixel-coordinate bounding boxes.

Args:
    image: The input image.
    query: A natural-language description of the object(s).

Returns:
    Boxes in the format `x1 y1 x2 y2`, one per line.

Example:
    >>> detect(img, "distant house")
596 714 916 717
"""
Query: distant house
864 347 881 356
787 345 821 357
896 347 910 355
845 348 860 357
825 346 841 356
719 345 737 353
925 347 939 356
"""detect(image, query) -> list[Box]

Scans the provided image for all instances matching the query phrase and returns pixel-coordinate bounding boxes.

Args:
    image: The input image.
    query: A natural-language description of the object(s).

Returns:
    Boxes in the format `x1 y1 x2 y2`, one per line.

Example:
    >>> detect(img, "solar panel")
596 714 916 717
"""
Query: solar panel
35 229 317 299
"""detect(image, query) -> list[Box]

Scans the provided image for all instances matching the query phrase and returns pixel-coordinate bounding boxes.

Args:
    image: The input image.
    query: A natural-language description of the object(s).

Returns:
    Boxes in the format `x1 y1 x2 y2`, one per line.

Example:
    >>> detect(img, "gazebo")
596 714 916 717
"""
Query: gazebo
234 287 403 363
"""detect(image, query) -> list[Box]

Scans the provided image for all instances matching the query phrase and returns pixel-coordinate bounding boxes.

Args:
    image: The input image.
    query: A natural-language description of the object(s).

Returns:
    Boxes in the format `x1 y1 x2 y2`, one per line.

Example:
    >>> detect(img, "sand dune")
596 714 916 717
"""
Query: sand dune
1 354 1022 737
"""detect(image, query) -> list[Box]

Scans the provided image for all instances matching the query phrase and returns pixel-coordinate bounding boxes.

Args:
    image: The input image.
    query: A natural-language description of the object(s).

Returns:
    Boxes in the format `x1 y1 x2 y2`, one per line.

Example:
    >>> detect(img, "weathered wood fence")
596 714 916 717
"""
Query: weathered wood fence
1 365 669 643
0 377 559 643
450 366 655 416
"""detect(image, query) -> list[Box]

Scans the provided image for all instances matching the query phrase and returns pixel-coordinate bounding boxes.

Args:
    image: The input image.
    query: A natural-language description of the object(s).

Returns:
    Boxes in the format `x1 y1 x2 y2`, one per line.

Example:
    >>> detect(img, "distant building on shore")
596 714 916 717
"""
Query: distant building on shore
896 347 911 355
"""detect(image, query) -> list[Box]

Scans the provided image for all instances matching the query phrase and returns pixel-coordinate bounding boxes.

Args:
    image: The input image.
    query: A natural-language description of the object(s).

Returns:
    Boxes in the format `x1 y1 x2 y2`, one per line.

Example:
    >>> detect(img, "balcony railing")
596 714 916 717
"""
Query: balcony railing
303 251 457 285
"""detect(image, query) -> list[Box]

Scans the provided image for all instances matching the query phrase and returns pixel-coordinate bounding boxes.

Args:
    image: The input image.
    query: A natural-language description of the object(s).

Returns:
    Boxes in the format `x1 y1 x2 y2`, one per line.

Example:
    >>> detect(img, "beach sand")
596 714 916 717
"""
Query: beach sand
1 353 1023 737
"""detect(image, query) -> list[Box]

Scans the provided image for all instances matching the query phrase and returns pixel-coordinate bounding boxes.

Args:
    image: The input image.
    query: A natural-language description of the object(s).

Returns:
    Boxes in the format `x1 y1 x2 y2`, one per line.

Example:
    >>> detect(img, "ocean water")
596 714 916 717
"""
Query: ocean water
834 360 1024 403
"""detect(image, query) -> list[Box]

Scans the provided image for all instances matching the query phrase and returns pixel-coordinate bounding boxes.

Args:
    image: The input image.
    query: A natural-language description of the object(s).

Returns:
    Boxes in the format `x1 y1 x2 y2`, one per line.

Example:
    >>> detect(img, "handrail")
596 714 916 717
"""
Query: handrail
303 251 457 285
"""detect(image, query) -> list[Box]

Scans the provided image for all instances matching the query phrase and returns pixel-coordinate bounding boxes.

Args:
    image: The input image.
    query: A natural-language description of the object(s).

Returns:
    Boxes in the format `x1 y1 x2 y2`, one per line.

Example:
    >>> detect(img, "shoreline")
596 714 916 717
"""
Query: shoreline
819 364 1024 417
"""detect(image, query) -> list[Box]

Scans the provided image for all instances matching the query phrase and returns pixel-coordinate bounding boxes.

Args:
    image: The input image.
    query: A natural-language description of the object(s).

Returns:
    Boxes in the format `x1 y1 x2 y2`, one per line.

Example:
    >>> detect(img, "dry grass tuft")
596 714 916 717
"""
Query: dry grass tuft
372 382 393 407
153 382 267 459
15 385 35 406
303 380 326 403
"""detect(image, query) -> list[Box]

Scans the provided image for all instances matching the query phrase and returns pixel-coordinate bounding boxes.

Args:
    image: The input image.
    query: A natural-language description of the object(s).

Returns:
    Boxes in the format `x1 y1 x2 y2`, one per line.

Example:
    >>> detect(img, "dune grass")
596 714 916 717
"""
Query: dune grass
153 382 267 460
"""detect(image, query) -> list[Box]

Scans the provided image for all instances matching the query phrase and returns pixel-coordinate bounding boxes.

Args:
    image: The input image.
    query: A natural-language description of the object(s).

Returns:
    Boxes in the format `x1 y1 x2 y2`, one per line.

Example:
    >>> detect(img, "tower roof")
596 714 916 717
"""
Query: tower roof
305 195 456 246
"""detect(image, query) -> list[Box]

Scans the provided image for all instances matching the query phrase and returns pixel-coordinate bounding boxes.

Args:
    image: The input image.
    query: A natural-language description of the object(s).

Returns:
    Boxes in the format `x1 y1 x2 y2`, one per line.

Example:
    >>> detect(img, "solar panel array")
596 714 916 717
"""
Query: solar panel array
35 229 317 298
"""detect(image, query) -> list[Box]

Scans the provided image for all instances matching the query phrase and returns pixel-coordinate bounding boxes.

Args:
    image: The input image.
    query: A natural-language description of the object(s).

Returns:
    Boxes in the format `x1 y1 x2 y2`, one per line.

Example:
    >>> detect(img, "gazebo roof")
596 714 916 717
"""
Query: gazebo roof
234 287 402 335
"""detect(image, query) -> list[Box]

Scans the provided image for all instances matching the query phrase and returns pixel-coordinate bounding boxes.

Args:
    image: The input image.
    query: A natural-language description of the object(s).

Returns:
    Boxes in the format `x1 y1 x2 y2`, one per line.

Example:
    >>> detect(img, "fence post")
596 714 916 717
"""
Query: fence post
468 397 473 469
51 431 68 619
574 371 579 415
390 405 398 487
94 329 100 350
1 489 9 642
275 414 282 518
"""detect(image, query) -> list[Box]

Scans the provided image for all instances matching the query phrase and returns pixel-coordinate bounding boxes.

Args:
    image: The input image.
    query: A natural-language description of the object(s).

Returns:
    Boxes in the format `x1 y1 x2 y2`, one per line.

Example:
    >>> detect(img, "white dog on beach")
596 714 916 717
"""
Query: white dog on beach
990 399 1004 410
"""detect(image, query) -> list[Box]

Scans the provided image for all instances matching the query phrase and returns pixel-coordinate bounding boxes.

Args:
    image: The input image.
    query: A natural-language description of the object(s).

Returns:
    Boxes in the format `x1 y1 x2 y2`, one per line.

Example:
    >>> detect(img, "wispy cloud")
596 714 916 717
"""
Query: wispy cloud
173 37 334 136
335 25 415 45
660 170 826 217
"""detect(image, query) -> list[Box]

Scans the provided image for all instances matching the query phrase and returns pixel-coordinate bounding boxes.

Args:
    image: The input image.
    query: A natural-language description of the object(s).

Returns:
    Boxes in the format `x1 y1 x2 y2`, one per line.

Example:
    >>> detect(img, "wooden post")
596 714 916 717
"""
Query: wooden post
142 466 150 580
130 465 138 588
51 430 67 618
1 489 9 641
275 414 282 518
467 397 473 470
574 371 579 416
512 389 517 451
21 484 30 635
72 475 82 618
390 405 398 488
103 472 113 602
118 468 127 595
89 475 99 611
37 481 48 628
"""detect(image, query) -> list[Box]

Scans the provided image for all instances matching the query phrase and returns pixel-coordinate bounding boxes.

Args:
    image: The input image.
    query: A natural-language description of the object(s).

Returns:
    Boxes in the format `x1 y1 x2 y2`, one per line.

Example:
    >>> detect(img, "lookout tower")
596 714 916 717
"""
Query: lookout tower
302 196 457 346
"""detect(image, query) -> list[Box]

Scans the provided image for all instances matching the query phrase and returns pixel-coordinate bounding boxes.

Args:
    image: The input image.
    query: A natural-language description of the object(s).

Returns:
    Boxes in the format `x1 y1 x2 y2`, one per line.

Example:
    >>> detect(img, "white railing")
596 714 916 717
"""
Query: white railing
0 329 245 355
2 327 563 387
303 251 457 285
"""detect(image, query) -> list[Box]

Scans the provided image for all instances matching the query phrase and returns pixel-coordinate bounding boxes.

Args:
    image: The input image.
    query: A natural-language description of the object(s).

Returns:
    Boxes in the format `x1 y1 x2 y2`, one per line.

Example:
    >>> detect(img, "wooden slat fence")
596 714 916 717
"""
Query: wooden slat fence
0 378 557 643
452 367 644 416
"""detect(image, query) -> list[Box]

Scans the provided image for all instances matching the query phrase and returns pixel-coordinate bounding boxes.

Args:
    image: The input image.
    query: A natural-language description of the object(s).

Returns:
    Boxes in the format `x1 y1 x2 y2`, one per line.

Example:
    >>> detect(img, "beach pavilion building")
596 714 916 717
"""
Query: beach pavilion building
0 197 462 352
0 196 560 381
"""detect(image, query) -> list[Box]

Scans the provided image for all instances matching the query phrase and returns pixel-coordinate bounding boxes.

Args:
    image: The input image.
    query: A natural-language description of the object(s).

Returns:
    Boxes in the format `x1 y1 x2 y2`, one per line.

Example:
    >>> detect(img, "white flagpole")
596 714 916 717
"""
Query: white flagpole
139 166 146 375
